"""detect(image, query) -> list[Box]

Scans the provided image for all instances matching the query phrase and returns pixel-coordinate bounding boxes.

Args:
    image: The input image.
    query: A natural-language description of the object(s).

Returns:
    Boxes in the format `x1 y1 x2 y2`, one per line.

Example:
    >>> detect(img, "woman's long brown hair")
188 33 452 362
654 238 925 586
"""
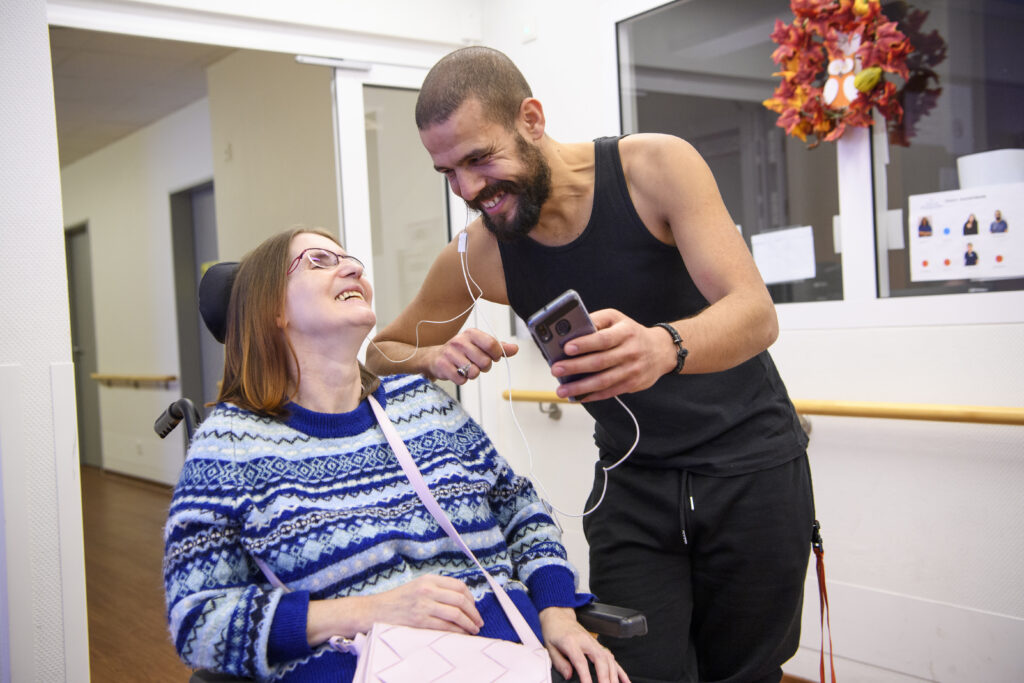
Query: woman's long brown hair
215 227 378 417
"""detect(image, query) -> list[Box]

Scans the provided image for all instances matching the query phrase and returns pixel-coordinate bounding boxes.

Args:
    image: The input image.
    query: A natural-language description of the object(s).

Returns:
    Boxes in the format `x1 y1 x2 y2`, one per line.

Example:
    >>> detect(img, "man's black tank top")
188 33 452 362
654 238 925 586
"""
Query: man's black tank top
497 136 806 474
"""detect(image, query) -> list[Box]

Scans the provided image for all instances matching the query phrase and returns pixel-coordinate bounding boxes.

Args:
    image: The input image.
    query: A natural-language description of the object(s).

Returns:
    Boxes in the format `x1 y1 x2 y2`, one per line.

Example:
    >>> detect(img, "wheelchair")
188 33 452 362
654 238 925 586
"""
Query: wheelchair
155 262 647 682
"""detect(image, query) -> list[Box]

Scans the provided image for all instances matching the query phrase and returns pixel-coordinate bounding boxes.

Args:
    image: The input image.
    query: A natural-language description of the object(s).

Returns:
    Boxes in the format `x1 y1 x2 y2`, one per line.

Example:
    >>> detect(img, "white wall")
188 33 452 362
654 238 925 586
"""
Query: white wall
1 0 89 679
772 325 1024 681
60 98 214 484
207 50 339 260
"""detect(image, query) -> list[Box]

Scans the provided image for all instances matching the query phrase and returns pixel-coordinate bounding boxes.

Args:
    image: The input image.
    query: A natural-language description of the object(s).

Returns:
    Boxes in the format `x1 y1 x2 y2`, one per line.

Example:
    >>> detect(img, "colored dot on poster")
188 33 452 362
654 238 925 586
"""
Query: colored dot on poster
944 258 951 266
943 227 950 235
996 254 1004 263
922 260 929 267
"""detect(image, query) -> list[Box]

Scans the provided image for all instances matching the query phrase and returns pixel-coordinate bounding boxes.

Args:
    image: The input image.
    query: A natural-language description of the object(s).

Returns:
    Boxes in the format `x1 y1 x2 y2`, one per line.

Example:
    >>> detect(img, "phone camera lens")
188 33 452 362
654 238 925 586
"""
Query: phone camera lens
555 319 571 336
537 324 552 343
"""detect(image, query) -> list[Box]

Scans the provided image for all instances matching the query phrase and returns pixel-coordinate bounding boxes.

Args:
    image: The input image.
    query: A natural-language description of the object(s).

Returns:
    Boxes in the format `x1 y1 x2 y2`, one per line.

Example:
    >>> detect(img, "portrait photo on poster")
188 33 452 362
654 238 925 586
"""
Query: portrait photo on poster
907 181 1020 282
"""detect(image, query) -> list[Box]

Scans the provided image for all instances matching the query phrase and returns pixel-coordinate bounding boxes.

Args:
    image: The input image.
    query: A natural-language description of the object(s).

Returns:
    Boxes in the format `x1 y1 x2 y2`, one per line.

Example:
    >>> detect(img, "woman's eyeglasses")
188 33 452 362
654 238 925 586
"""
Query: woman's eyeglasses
287 248 364 276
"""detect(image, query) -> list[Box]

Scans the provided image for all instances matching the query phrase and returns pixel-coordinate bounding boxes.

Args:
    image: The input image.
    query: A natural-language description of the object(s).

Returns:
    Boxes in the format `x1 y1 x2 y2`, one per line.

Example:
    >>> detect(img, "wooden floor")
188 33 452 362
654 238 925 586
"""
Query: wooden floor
82 465 192 682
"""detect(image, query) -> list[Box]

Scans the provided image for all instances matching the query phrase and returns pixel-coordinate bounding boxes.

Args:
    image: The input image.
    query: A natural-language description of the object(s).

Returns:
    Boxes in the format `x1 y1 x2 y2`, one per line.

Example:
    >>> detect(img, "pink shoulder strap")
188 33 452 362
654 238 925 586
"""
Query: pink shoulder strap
367 395 543 650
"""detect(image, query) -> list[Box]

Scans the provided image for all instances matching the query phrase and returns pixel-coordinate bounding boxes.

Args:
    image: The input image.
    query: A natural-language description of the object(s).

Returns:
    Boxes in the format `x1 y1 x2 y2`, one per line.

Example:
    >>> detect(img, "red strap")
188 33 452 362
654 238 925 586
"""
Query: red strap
813 522 836 683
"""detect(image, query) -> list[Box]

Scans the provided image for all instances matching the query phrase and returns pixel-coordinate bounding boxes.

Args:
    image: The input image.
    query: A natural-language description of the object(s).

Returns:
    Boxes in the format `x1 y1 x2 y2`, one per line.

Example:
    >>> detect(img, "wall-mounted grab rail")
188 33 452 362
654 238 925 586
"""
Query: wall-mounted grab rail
91 373 177 389
501 390 1024 426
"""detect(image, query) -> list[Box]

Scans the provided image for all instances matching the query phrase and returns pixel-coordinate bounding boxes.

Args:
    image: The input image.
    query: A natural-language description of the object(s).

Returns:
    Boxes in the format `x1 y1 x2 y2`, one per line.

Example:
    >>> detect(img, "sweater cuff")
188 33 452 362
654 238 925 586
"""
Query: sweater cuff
525 565 594 611
267 590 313 665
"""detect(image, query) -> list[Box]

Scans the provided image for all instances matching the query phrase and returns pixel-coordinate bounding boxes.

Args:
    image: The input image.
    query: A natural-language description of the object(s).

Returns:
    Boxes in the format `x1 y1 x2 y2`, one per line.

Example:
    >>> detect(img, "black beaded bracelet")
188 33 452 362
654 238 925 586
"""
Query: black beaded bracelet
655 322 688 374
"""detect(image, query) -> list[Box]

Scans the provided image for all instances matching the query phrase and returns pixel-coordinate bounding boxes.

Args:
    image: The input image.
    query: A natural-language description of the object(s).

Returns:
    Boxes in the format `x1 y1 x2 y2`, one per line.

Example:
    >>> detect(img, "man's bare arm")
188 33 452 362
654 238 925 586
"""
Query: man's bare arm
366 223 517 384
635 133 778 370
550 134 778 402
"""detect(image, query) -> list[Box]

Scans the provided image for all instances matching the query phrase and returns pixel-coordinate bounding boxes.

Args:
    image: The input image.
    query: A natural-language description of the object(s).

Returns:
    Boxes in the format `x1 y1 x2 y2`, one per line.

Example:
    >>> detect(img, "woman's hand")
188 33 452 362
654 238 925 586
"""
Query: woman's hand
369 574 483 633
539 607 630 683
307 574 482 646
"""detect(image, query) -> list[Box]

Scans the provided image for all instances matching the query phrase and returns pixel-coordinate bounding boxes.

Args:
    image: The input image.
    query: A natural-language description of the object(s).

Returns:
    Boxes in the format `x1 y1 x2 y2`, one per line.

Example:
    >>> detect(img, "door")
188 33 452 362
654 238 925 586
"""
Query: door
170 181 221 436
65 223 103 468
190 184 222 407
333 64 492 416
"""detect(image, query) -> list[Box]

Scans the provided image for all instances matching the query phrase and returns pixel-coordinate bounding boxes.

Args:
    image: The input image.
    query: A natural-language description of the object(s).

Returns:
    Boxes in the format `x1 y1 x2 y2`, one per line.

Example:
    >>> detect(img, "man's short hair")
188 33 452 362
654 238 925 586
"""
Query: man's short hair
415 46 532 130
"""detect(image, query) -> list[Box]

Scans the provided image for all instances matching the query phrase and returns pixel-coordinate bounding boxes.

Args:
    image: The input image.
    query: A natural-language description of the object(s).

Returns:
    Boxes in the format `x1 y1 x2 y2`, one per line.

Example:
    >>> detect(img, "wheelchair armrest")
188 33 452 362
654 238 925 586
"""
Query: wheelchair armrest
575 602 648 638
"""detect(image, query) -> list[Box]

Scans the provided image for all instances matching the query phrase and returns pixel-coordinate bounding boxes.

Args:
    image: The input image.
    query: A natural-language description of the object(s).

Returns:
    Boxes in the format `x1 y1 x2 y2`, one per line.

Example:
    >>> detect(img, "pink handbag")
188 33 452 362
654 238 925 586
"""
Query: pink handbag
346 621 551 682
255 396 552 682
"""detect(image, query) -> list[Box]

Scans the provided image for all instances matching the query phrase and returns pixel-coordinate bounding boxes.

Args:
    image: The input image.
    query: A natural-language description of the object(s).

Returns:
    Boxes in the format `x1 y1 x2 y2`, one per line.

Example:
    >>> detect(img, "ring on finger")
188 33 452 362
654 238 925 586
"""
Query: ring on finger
457 362 472 378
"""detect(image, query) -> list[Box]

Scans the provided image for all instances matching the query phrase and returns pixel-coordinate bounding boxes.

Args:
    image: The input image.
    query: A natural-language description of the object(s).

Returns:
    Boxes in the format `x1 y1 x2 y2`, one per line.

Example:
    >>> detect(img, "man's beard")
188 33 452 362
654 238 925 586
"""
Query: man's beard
468 132 551 242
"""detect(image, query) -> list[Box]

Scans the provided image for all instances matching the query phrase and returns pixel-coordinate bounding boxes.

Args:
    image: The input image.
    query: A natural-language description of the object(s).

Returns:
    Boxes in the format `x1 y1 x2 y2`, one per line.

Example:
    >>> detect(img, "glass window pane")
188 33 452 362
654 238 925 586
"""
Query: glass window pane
876 0 1024 297
363 85 450 329
618 0 842 303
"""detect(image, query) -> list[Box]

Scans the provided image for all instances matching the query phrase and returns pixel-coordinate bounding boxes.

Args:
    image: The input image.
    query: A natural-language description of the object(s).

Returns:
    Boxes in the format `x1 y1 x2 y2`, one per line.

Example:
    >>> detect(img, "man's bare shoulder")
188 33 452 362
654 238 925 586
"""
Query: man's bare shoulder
617 134 699 196
614 134 719 243
619 133 698 169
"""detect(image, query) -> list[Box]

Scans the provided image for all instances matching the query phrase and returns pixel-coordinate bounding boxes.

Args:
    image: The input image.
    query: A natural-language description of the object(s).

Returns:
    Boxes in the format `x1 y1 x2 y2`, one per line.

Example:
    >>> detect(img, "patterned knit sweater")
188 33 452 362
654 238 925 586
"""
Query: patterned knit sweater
164 374 589 682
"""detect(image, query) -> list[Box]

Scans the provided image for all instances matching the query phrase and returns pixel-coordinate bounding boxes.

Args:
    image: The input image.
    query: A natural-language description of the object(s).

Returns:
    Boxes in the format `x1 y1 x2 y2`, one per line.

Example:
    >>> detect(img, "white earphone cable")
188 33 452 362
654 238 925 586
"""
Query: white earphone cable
370 226 640 519
451 229 641 519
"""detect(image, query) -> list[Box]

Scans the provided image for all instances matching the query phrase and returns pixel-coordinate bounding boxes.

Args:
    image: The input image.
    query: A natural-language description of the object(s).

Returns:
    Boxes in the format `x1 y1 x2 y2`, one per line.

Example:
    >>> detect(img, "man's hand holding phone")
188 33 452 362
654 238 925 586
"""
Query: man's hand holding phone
547 308 679 403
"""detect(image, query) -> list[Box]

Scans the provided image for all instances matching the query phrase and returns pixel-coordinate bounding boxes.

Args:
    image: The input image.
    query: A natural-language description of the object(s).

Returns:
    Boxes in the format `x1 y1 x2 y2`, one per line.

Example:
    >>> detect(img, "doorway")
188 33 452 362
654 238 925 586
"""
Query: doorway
170 181 221 439
332 64 475 408
362 85 450 330
65 222 103 468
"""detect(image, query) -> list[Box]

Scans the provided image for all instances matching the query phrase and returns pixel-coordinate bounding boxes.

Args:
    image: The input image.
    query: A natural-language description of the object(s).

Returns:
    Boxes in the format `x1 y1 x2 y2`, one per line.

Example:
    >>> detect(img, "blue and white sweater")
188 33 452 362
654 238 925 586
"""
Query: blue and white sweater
164 374 590 682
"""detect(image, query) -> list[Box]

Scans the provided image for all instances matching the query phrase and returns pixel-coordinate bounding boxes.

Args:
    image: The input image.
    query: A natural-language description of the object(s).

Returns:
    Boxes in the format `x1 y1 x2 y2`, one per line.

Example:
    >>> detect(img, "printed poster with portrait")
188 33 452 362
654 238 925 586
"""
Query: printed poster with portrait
908 182 1021 282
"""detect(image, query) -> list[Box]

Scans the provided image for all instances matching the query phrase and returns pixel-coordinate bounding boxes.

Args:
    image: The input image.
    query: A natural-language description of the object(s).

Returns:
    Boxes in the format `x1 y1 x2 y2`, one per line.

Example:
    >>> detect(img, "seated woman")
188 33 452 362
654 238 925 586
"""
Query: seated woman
163 228 627 683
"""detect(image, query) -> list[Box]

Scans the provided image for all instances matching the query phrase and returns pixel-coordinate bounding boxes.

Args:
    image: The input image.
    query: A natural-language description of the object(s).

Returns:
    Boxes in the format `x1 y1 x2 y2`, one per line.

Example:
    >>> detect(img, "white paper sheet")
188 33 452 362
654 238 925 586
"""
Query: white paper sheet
751 225 817 285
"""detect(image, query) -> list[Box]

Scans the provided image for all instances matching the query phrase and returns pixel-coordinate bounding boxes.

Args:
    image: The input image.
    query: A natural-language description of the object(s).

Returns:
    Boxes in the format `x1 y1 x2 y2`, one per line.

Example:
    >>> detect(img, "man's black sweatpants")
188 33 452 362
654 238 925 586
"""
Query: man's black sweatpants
583 454 815 683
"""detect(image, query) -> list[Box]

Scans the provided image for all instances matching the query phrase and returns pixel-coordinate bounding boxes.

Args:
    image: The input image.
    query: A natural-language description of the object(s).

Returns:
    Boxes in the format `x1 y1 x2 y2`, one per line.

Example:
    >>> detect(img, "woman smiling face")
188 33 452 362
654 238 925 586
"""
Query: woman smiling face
279 231 376 347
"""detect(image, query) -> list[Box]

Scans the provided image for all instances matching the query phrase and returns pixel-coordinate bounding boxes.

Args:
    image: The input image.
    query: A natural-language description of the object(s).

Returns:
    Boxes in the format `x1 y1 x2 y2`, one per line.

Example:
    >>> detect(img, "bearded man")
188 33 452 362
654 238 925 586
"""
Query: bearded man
368 46 814 683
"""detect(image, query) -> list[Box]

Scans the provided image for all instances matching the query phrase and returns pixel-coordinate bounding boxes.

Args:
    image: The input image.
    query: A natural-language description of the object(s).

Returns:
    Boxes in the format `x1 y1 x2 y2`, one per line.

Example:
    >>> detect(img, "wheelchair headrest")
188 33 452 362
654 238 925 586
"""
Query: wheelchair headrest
198 261 239 344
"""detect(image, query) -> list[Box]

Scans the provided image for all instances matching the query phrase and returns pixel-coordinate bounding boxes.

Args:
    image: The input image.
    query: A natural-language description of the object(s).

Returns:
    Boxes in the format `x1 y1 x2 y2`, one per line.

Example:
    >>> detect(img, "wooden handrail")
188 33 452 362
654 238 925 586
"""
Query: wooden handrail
503 390 573 404
91 373 177 388
501 390 1024 426
790 400 1024 426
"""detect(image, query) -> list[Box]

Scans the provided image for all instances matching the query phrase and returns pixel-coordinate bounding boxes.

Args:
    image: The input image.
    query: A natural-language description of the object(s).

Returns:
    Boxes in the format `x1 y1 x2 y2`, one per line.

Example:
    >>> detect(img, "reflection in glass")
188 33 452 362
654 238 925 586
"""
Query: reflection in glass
876 0 1024 297
617 0 842 303
363 85 450 329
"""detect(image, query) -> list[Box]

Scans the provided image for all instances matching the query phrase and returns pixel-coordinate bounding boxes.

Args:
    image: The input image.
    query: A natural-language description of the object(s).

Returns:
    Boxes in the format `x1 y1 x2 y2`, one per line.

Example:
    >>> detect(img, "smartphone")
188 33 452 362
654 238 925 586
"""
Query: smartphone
526 289 597 389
